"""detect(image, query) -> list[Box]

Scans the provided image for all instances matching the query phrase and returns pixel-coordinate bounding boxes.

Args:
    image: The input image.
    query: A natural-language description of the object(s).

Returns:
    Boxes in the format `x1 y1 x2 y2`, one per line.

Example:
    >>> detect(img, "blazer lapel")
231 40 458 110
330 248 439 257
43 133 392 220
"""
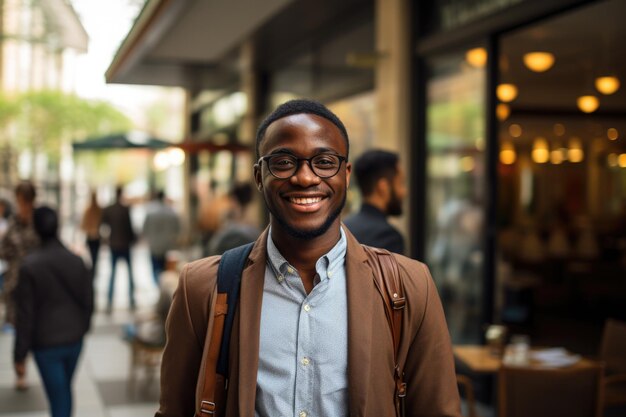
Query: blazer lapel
237 229 269 416
345 228 375 416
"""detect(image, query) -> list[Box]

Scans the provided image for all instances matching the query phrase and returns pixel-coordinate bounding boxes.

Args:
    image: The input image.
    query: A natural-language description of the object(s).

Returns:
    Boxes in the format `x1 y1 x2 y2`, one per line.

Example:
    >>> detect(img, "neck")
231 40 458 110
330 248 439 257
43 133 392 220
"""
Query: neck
363 196 387 213
270 220 342 283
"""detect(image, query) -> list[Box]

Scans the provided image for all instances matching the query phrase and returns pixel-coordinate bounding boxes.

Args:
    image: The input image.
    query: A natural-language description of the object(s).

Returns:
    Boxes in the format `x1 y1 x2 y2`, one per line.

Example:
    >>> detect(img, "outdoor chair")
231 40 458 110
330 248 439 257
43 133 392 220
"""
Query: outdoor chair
457 374 480 417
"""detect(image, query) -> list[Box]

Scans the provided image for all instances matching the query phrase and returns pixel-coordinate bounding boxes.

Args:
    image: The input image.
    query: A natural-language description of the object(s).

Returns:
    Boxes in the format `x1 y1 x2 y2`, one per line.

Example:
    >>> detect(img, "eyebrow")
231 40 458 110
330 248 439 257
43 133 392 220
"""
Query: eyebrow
267 147 338 156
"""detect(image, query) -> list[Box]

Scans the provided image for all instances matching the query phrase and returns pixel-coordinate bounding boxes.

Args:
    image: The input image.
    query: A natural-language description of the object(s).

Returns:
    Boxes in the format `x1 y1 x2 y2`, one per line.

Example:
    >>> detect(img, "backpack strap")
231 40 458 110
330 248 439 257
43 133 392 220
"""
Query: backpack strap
197 242 254 416
362 245 407 417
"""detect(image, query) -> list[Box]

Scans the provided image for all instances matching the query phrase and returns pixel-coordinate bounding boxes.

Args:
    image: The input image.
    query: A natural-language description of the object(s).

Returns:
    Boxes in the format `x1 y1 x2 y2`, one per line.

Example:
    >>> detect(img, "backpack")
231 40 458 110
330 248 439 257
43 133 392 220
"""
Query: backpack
196 243 406 417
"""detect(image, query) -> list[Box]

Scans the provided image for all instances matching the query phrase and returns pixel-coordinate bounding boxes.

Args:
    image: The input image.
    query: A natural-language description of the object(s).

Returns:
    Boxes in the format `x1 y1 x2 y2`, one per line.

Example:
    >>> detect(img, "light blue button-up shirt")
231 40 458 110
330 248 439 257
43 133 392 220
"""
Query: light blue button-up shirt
255 227 349 417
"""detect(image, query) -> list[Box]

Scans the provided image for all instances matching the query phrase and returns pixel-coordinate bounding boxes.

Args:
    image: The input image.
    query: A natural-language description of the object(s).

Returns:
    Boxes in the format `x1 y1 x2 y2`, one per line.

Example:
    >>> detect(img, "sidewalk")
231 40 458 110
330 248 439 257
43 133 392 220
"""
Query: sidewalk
0 242 164 417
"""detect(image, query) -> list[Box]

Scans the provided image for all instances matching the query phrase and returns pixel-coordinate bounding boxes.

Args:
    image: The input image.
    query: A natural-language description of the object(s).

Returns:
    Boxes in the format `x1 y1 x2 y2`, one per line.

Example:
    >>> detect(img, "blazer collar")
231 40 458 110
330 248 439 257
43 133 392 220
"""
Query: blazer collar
236 226 375 415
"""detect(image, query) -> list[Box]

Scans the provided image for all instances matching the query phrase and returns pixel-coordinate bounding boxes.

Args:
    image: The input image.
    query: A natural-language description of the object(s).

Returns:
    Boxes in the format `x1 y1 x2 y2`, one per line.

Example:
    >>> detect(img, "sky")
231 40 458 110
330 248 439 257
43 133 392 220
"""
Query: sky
70 0 180 125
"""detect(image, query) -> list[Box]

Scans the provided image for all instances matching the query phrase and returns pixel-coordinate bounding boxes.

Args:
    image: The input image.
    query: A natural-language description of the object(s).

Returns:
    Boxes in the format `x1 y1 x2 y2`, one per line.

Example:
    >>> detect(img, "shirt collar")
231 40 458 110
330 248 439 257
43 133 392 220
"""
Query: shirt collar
266 227 348 283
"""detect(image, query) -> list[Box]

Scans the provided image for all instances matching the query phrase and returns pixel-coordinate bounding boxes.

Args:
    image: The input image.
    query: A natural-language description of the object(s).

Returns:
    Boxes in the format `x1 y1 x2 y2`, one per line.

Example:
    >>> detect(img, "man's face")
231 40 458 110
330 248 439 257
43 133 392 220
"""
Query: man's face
386 165 406 216
254 113 351 239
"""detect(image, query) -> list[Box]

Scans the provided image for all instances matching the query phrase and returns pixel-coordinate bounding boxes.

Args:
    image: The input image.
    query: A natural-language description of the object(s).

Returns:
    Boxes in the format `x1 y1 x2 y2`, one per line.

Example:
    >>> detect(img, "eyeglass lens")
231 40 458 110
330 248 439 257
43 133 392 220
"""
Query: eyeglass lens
267 154 342 178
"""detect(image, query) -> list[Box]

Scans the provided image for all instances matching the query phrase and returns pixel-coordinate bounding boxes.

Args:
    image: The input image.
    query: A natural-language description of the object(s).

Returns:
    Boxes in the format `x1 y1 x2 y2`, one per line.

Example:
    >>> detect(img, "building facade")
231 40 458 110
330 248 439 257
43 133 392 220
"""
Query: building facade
107 0 626 351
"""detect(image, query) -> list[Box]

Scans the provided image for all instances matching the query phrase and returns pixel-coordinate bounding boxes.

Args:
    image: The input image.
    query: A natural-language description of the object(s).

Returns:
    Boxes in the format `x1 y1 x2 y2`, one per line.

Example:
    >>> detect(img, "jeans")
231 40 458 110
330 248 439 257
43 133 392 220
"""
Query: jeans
108 248 135 310
33 341 83 417
86 238 100 272
150 254 166 285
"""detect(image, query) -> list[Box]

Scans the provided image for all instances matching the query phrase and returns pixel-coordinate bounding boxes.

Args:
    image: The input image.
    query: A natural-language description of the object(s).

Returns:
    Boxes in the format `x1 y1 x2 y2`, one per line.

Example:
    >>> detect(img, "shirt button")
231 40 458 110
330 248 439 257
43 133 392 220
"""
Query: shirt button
287 267 294 274
328 271 333 277
299 411 307 417
277 274 284 282
303 304 311 312
301 357 310 366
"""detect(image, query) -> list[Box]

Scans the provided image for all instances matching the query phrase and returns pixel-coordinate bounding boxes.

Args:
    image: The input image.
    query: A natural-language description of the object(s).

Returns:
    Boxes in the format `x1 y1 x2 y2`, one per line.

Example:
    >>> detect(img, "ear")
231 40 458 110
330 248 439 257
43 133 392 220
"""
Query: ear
375 176 390 200
253 163 263 191
345 161 352 188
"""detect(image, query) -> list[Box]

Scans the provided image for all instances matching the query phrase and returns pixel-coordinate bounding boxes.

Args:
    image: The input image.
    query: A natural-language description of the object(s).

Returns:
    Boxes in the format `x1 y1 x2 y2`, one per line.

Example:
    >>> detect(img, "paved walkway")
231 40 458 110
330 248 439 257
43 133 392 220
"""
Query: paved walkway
0 242 170 417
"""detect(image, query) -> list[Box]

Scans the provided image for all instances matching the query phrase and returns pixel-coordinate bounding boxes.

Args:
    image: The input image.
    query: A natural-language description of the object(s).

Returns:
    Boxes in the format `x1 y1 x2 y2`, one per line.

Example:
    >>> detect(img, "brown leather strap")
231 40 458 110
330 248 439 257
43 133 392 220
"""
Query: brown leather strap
363 245 406 417
197 293 228 416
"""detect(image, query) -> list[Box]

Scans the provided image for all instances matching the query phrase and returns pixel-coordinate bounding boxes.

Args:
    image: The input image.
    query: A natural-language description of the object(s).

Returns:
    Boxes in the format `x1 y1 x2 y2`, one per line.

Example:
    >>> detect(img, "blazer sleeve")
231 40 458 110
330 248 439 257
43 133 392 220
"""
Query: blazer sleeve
401 260 461 417
14 265 35 363
156 257 219 417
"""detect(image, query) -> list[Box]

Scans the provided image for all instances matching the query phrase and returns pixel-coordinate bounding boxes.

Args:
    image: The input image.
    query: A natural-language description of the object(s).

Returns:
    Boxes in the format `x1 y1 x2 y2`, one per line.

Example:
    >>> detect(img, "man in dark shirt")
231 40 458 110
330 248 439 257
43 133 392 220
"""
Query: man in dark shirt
344 149 406 254
101 185 136 313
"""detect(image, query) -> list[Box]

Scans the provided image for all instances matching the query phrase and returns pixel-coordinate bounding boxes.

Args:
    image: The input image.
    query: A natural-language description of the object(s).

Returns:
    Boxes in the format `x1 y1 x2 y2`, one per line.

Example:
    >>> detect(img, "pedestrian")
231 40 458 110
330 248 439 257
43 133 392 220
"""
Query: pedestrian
101 185 136 313
0 181 40 334
80 190 102 273
142 190 181 284
14 206 93 417
344 149 407 254
207 182 260 256
156 99 460 417
0 197 12 295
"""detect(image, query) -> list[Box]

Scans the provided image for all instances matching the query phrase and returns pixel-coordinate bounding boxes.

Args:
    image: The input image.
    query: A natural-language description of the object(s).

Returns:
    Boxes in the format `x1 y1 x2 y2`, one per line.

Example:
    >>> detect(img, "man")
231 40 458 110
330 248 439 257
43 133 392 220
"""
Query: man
0 180 39 389
101 185 136 313
344 149 406 254
14 206 93 417
157 99 460 417
142 190 181 283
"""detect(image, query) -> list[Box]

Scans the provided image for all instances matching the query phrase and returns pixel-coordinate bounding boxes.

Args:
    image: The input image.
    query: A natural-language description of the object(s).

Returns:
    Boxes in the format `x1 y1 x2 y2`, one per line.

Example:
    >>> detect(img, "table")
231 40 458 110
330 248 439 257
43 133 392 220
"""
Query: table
453 345 597 374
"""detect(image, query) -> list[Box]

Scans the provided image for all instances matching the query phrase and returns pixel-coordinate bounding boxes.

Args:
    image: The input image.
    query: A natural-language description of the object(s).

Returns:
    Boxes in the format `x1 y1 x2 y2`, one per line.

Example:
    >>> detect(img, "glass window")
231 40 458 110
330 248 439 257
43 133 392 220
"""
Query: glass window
424 47 487 343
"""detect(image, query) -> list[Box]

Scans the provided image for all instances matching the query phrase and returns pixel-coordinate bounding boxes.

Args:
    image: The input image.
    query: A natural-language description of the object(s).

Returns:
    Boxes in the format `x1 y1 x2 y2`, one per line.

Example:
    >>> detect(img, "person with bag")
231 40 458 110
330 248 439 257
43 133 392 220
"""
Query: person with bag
156 99 461 417
14 206 93 417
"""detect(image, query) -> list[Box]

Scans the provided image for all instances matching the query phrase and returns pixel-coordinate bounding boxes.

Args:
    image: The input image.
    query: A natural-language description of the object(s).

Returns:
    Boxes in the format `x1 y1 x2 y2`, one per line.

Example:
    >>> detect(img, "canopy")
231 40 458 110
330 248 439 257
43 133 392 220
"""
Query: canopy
72 132 172 151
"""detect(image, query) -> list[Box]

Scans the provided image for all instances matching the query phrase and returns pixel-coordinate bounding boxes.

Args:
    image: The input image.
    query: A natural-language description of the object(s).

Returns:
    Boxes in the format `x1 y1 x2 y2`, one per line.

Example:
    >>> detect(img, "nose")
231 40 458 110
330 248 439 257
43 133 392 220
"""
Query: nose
290 160 321 187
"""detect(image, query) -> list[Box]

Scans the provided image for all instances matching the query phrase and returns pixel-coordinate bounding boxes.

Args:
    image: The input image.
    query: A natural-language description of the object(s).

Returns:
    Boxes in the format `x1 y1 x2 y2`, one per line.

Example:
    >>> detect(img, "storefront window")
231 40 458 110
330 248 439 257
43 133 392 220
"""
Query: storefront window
497 0 626 352
424 48 487 344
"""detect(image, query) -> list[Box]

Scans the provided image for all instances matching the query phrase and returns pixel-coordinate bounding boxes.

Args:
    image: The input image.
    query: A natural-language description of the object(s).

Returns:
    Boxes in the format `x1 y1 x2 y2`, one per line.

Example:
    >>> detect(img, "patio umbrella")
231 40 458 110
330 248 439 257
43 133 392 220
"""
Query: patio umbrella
72 131 173 151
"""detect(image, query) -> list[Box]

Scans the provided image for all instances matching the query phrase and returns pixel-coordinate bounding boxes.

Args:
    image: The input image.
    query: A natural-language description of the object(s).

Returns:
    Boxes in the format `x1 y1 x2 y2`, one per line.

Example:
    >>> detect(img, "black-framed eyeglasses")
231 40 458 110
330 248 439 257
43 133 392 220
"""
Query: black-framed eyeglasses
258 153 347 179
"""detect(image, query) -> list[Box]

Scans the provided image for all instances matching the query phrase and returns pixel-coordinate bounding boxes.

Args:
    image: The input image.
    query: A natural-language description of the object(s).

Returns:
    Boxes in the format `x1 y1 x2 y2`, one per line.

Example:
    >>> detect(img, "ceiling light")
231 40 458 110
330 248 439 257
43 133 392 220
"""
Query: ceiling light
508 124 522 138
553 123 565 137
500 141 516 165
608 153 618 167
523 52 555 72
568 138 584 163
532 138 549 164
607 128 619 141
497 84 518 102
595 76 620 95
619 154 626 168
466 47 487 68
576 95 599 113
496 103 510 121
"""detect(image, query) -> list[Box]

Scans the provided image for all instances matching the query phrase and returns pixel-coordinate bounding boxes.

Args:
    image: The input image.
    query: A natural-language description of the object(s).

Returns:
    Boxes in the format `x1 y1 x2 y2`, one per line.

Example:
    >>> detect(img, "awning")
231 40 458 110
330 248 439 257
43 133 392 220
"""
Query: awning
72 132 173 151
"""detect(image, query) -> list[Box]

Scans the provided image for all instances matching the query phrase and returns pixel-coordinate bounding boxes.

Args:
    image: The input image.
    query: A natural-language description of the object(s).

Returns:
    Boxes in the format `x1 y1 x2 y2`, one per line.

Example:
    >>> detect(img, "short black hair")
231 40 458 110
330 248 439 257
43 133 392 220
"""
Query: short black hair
33 206 58 240
229 183 253 208
353 149 399 197
255 99 349 159
15 180 36 203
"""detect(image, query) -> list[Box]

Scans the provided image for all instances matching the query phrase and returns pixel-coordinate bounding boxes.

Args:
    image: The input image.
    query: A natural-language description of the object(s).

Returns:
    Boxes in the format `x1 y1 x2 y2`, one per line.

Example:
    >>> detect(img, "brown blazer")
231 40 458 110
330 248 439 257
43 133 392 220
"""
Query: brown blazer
156 227 461 417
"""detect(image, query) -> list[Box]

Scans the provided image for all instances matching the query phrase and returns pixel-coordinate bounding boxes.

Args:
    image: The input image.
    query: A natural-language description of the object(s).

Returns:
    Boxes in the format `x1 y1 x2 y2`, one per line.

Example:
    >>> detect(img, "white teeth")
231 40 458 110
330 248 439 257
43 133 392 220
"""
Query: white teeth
290 197 322 205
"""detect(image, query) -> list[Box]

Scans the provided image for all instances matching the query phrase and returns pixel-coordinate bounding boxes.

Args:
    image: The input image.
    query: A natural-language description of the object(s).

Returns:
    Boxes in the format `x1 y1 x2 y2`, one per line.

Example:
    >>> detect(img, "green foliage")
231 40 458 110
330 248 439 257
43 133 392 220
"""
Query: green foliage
0 90 132 160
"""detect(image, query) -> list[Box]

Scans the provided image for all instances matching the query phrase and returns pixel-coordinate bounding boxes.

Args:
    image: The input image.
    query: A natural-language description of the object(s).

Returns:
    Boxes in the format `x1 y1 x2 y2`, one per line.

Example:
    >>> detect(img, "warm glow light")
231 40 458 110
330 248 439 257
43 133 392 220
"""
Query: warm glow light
577 95 599 113
550 149 564 164
619 154 626 168
553 123 565 137
153 151 170 171
496 103 510 121
497 84 518 102
508 124 522 138
595 76 620 95
568 138 584 163
532 138 549 163
466 47 487 68
607 128 619 141
500 141 516 165
460 156 475 172
608 153 618 167
523 52 555 72
167 147 186 166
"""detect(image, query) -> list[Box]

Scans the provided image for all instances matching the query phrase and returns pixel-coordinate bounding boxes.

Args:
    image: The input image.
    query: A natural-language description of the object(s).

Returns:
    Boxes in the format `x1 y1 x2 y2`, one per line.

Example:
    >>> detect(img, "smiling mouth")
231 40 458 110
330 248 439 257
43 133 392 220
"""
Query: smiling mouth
288 196 324 205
